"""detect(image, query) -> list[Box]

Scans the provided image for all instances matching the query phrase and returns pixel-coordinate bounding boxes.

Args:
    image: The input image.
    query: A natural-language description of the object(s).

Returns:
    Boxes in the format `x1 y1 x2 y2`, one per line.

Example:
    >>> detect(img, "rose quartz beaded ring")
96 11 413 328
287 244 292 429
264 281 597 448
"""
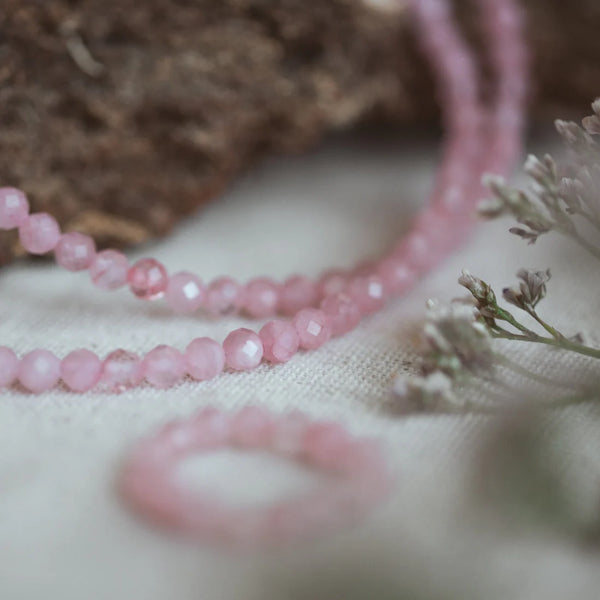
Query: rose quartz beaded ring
0 0 528 394
119 407 391 548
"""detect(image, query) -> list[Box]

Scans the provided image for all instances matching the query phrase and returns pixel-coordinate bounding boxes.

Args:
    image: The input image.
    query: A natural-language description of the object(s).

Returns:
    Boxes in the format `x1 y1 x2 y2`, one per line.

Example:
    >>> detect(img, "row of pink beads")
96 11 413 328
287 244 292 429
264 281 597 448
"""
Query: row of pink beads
0 0 527 395
120 407 390 548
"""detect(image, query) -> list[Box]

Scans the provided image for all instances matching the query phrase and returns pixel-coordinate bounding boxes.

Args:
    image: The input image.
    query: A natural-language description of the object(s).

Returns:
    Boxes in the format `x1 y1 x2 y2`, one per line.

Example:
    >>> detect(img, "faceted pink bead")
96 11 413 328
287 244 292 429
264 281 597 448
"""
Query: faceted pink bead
100 349 142 392
347 275 387 315
0 346 19 387
89 250 130 290
204 277 242 316
320 293 361 337
192 407 232 447
377 258 416 295
293 308 332 350
242 277 281 318
18 213 61 255
318 269 348 298
230 407 274 447
165 271 205 314
128 258 168 300
394 232 435 271
259 320 300 363
0 187 29 230
18 349 61 393
223 328 264 371
54 232 96 271
185 337 225 381
142 345 186 389
61 349 102 392
280 275 319 316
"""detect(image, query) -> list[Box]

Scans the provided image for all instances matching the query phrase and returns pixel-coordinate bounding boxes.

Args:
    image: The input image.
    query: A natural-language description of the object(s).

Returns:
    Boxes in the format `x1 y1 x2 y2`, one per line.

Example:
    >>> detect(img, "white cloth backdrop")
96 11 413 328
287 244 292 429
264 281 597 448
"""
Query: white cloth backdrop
1 129 599 599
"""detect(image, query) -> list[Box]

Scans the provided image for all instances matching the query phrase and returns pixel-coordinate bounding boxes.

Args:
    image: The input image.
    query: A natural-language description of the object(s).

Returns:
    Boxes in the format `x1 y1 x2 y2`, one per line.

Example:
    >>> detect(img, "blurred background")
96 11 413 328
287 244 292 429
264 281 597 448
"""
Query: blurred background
1 0 599 263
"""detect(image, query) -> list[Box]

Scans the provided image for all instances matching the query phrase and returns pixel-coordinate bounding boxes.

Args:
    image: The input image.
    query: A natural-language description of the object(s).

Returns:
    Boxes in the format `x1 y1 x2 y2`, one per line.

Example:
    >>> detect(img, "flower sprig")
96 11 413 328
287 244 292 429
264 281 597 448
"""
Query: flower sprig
479 99 600 257
393 99 600 414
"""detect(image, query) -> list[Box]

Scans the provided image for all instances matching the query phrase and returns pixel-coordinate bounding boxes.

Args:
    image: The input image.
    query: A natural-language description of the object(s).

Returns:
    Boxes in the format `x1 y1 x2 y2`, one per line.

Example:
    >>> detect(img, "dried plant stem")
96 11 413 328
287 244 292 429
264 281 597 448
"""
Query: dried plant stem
491 330 600 360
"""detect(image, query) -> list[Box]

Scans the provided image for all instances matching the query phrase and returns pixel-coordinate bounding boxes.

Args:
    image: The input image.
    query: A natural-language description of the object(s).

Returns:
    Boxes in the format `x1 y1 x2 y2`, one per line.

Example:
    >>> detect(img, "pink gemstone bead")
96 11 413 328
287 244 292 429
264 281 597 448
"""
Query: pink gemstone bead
271 411 309 454
128 258 168 300
204 277 242 316
320 293 361 337
89 250 130 290
318 269 348 298
55 232 96 271
0 187 29 229
280 275 319 316
347 275 387 315
376 259 416 295
18 350 61 393
185 337 225 381
259 320 300 364
0 346 19 387
165 271 205 314
293 308 332 350
302 421 352 469
242 277 281 318
100 349 142 392
230 407 274 447
142 345 186 389
61 349 102 392
18 213 61 254
223 328 264 371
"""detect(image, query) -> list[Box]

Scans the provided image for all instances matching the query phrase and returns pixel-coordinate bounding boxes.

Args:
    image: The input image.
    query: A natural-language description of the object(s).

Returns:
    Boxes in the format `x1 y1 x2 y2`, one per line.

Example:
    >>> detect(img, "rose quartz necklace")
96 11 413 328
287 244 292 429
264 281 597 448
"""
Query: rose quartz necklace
0 0 527 395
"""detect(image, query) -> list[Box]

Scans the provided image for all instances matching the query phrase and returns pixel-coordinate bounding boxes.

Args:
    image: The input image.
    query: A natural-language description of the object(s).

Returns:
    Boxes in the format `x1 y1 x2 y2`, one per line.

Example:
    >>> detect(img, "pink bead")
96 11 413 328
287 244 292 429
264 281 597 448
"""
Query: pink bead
0 346 19 387
376 259 416 295
230 407 274 447
394 232 435 271
204 277 242 316
192 407 232 447
18 213 61 254
100 349 142 392
347 275 387 315
259 320 300 364
18 350 61 393
301 422 352 469
318 269 348 298
128 258 168 300
165 271 205 314
89 250 130 290
142 345 186 389
185 337 225 381
0 187 29 230
293 308 332 350
223 328 264 371
320 293 361 337
280 275 318 316
61 349 102 392
242 277 281 318
54 232 96 271
271 411 310 454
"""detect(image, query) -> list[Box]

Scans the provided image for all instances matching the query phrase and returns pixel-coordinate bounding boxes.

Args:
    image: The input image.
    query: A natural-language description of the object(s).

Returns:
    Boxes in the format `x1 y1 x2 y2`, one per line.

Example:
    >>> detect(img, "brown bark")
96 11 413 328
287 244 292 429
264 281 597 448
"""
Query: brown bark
0 0 598 265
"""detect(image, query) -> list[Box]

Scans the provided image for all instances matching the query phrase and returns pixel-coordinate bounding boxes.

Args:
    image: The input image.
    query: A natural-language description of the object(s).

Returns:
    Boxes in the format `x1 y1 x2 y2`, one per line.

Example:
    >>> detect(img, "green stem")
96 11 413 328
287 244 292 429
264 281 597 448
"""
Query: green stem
524 306 568 341
491 329 600 360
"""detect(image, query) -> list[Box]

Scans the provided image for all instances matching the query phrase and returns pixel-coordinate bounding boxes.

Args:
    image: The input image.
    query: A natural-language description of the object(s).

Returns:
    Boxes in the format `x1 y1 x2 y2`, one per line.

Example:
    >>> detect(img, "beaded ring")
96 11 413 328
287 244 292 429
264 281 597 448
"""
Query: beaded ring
119 407 391 548
0 0 528 394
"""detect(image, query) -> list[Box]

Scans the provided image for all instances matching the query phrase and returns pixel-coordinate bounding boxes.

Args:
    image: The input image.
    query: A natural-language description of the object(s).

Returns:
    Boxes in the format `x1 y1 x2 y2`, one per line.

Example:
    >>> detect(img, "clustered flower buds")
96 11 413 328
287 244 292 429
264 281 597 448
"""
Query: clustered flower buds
502 268 551 310
478 99 600 257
